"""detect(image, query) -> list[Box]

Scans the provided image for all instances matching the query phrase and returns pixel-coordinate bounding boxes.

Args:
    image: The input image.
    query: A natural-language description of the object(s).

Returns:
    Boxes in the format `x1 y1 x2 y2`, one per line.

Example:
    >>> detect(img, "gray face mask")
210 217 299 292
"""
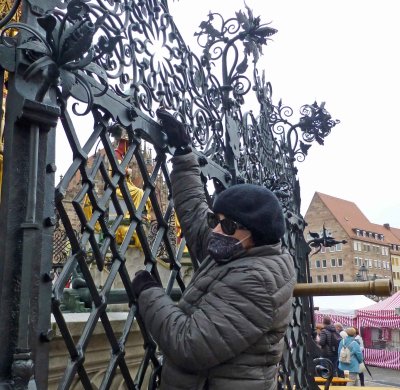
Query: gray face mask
207 232 249 262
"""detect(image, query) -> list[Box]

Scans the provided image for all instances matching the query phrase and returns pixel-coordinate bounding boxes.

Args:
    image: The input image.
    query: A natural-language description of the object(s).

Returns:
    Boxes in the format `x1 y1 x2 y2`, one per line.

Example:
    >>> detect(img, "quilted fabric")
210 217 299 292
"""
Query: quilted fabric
138 152 296 390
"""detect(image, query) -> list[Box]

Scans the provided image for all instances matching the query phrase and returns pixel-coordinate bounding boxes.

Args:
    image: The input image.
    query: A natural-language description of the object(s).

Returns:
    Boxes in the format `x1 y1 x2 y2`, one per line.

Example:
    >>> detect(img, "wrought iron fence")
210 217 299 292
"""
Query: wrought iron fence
0 0 339 389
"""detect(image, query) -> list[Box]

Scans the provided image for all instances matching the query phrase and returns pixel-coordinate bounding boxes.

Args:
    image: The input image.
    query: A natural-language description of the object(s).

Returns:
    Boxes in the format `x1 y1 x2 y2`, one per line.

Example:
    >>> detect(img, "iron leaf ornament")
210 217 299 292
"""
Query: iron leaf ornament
2 0 120 111
254 71 340 164
235 5 277 65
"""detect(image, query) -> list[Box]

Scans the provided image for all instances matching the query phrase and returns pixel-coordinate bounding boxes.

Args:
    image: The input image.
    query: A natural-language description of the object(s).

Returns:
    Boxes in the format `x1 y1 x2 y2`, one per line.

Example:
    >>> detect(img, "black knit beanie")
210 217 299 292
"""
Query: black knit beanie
212 184 285 246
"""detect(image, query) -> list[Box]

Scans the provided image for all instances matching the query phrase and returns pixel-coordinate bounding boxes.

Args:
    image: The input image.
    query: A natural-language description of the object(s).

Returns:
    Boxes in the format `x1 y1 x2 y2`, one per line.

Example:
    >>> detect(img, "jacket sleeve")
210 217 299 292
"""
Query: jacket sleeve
319 330 327 347
138 267 283 371
170 152 212 262
338 339 343 356
352 342 363 363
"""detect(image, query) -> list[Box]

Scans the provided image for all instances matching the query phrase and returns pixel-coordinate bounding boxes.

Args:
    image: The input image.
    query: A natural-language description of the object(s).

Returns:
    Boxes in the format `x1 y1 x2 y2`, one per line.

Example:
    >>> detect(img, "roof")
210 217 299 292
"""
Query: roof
314 192 400 246
356 291 400 328
391 227 400 241
358 291 400 312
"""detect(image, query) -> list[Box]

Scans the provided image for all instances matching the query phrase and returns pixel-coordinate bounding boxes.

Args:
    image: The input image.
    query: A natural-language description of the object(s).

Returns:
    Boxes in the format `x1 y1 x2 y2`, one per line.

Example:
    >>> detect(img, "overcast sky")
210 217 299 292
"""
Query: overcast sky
168 0 400 227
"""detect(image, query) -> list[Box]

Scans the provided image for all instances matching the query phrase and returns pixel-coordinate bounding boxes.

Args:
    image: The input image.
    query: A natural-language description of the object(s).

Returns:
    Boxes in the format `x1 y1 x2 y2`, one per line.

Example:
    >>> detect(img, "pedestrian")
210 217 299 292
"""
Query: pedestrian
314 323 324 343
354 327 365 386
131 109 297 390
334 322 344 334
334 323 346 378
338 327 363 386
319 316 341 376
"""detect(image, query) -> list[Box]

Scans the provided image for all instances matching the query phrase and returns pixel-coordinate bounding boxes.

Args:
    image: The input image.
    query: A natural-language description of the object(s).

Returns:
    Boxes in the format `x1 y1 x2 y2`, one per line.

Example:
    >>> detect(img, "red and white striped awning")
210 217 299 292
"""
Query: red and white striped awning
356 291 400 328
314 312 355 327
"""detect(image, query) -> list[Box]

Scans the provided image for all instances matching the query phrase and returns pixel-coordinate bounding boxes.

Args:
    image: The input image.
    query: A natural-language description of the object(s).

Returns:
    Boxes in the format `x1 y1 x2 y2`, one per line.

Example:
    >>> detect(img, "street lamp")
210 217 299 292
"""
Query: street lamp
359 264 369 281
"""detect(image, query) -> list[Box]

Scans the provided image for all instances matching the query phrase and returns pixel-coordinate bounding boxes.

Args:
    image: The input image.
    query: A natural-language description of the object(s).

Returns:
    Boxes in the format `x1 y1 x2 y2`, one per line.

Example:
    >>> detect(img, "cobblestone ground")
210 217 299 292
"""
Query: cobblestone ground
363 365 400 388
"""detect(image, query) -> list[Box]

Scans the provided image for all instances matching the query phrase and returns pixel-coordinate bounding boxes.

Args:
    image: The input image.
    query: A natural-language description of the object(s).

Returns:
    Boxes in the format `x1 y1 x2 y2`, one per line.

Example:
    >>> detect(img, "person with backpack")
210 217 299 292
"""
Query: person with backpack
338 327 363 386
318 316 342 376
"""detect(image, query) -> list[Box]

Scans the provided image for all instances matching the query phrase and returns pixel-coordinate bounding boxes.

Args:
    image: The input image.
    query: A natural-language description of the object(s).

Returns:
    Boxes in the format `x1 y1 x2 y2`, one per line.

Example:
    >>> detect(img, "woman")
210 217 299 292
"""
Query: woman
132 110 296 390
338 327 363 386
354 327 365 386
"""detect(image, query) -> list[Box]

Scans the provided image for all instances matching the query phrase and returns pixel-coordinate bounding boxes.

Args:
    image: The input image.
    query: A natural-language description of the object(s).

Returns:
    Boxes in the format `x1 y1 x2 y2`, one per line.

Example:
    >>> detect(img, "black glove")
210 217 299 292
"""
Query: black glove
156 109 191 154
132 270 161 298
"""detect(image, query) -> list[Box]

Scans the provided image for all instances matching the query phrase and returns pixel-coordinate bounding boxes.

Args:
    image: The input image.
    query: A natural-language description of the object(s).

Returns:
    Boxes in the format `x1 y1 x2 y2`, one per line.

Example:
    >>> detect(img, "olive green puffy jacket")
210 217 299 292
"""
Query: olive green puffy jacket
138 152 296 389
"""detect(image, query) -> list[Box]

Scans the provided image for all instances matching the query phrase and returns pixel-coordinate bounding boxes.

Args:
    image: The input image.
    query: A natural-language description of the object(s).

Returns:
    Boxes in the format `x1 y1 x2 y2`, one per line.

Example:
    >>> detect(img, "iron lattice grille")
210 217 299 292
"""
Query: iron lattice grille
0 0 339 389
54 107 175 389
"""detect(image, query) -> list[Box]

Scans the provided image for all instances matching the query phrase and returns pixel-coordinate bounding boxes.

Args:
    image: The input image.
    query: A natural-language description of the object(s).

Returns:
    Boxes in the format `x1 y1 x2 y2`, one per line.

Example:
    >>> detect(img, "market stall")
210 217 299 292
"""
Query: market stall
356 291 400 370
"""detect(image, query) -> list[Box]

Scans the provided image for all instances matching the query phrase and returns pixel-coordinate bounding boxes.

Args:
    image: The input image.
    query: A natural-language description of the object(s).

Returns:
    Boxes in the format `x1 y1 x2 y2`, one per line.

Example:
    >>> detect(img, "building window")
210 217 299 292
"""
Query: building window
332 275 337 283
368 259 373 268
335 243 343 251
316 260 321 268
331 258 336 267
339 274 344 282
363 244 370 252
354 241 362 251
323 275 328 283
320 246 326 253
374 260 378 268
354 257 359 266
317 275 322 283
378 260 381 269
337 258 343 267
322 259 327 268
329 246 335 252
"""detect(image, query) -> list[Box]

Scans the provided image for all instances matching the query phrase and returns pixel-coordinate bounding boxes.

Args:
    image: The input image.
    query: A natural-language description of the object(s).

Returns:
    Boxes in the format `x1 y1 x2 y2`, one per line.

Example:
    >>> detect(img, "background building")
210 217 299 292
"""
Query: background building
304 192 400 292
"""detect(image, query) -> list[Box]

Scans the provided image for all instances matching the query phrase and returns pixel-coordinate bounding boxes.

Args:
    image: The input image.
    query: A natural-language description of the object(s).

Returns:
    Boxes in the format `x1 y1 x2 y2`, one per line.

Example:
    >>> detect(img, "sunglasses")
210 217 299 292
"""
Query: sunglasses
207 212 247 235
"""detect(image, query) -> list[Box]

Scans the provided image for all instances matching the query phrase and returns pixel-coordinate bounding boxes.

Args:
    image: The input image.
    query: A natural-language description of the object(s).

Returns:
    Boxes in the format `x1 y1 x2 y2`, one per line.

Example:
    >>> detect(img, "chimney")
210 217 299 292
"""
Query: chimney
383 223 390 230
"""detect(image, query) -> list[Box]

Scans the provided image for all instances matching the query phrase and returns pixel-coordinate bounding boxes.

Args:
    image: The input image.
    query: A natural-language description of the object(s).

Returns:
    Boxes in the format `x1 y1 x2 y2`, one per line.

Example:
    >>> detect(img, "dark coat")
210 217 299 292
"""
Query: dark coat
319 325 340 357
138 152 296 389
